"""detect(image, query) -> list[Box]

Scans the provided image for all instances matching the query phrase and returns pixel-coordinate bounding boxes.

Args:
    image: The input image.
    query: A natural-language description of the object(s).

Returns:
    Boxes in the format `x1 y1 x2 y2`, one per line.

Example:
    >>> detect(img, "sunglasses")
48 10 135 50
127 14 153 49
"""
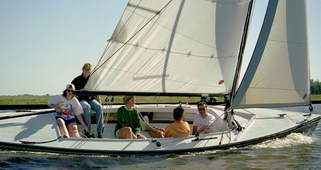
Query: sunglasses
198 108 206 111
67 90 74 93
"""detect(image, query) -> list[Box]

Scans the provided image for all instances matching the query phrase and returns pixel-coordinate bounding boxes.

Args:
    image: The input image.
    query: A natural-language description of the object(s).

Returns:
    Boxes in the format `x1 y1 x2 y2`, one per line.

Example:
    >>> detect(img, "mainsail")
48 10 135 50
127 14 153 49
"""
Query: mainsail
85 0 251 96
231 0 310 108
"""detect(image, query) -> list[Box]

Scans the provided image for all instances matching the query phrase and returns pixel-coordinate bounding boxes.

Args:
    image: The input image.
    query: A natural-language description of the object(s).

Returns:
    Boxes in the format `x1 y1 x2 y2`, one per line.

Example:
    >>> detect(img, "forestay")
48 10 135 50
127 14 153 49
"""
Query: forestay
232 0 310 108
85 0 250 96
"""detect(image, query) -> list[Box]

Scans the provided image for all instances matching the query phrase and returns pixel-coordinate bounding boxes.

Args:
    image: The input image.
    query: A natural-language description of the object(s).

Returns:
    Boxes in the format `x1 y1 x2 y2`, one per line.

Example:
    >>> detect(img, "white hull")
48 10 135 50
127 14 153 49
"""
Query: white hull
0 104 320 155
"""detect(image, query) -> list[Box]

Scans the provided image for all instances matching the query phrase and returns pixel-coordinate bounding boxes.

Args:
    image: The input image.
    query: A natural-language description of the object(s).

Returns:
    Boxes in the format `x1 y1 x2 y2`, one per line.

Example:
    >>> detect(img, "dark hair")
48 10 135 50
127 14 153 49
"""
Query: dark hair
197 102 207 108
173 107 184 121
62 90 67 98
62 90 74 99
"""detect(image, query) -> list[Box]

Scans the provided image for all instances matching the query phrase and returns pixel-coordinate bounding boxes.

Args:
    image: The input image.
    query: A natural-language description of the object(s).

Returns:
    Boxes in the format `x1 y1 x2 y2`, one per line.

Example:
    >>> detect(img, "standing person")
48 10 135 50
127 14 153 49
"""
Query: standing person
72 63 104 138
192 102 216 135
115 96 147 139
48 84 88 138
164 107 190 138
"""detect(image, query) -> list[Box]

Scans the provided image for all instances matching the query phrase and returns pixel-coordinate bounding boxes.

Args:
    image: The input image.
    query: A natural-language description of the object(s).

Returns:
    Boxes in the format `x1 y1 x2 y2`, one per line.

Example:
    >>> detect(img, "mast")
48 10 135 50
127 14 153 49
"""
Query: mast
223 0 254 130
228 0 254 109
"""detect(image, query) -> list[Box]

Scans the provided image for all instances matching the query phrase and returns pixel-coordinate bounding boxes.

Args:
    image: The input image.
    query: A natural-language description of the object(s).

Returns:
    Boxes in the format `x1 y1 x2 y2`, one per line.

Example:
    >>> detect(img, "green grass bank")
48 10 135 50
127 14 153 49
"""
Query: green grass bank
0 95 320 105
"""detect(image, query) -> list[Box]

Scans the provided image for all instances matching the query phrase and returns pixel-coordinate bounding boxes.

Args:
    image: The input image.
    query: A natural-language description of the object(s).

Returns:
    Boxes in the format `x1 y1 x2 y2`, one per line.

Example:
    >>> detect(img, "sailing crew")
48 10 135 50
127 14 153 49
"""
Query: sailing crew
192 102 216 135
48 84 88 138
164 107 190 138
72 63 104 138
115 96 147 139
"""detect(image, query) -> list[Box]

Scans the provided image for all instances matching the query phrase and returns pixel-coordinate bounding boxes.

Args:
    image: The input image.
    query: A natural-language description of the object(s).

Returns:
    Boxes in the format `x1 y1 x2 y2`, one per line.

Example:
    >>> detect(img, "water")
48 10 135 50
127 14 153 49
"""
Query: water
1 106 321 169
2 133 321 169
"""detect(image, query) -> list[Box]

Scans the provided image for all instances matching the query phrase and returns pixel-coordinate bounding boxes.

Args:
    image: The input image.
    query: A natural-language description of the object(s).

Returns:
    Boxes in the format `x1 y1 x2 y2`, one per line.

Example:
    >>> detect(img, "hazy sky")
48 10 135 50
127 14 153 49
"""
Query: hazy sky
0 0 320 95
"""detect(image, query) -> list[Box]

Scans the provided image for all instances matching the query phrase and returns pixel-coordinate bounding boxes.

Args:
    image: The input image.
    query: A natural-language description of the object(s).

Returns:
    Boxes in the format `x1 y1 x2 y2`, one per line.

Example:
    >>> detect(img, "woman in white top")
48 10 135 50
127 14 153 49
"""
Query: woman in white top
192 102 216 135
48 84 88 138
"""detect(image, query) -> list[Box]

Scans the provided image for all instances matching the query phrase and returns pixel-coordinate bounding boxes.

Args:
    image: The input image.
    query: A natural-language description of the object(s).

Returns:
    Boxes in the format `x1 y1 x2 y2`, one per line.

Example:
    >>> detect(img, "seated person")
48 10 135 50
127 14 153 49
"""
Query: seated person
48 84 88 138
114 96 147 139
164 107 190 138
192 102 216 135
72 63 104 138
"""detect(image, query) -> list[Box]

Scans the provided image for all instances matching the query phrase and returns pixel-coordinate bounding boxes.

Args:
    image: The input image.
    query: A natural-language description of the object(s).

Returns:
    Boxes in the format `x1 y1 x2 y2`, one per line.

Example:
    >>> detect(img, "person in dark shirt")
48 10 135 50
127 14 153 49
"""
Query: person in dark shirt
72 63 104 138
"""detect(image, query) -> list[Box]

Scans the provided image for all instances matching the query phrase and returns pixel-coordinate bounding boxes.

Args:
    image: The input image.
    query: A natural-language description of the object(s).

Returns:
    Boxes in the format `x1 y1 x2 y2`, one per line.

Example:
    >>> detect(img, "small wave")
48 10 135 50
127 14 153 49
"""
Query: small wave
251 133 314 149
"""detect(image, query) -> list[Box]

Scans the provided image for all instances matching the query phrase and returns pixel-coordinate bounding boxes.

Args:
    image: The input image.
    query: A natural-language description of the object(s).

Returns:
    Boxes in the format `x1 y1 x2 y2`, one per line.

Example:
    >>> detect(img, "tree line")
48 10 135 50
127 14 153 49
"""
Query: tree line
311 79 321 94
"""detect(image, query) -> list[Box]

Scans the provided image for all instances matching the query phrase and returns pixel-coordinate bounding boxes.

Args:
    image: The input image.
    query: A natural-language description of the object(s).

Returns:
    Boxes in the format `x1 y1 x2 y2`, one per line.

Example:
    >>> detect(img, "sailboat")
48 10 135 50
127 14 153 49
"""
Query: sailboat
0 0 320 155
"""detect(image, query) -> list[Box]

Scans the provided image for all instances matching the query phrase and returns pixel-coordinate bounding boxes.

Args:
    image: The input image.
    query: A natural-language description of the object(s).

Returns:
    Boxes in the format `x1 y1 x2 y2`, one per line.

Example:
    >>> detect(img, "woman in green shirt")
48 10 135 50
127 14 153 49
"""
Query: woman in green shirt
115 96 147 139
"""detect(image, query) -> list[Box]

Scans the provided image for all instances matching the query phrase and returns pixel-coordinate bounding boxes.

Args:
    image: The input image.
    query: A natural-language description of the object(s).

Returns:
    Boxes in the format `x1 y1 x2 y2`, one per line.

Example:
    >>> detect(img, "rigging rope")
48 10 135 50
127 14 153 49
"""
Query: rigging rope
96 0 143 65
20 136 62 144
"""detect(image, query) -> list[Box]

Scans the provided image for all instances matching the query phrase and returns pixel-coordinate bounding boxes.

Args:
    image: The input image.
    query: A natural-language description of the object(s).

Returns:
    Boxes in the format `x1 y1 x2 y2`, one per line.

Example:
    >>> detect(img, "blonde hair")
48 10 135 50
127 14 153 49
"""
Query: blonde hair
123 96 134 104
82 63 92 71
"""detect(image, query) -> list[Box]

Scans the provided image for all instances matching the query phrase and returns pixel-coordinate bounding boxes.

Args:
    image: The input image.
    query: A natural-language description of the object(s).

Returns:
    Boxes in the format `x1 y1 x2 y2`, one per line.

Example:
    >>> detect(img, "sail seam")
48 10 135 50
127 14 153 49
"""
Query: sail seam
108 41 219 59
123 8 217 50
268 39 307 44
246 86 307 92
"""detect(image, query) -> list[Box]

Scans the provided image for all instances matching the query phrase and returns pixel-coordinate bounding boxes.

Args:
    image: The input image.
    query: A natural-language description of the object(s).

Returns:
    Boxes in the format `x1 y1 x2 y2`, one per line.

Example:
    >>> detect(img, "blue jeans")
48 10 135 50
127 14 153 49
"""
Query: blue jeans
80 99 104 134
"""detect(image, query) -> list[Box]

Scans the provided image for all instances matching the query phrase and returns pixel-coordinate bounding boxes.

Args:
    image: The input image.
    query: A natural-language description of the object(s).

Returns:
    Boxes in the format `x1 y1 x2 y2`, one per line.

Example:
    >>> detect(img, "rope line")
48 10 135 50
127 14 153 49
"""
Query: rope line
20 136 62 144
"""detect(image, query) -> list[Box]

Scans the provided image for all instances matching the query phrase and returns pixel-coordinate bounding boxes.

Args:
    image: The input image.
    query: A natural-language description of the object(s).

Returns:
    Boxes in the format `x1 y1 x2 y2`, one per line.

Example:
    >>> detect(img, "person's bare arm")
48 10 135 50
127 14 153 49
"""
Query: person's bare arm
48 104 60 113
196 123 211 134
76 114 89 132
192 126 198 135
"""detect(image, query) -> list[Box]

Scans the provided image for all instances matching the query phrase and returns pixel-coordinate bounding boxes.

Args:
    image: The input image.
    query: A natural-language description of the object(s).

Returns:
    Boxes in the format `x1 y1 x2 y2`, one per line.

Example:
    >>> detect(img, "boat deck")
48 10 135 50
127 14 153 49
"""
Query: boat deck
0 105 319 155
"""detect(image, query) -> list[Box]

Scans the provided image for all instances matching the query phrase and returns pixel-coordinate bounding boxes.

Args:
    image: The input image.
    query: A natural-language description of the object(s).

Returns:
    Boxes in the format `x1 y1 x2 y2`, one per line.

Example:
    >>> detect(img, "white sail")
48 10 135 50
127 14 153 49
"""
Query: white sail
232 0 310 108
85 0 250 96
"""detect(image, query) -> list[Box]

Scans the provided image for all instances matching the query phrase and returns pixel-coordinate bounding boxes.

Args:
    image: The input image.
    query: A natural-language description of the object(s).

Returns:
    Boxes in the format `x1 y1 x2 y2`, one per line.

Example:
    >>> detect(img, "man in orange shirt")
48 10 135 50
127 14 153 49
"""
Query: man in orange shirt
164 107 190 138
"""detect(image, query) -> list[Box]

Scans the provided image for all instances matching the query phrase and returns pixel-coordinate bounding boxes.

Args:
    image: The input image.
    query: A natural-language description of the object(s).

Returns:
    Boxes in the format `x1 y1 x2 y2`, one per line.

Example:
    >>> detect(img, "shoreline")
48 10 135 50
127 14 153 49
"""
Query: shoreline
1 101 320 110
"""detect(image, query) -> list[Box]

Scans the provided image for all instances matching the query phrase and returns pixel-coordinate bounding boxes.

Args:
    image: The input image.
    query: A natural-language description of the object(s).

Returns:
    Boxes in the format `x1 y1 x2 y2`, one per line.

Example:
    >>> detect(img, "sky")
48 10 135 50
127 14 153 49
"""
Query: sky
0 0 320 96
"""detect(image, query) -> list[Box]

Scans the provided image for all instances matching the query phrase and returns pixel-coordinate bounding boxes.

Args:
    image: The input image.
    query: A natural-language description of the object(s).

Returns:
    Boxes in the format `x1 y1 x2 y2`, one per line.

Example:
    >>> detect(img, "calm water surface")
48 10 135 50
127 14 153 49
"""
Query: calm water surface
1 105 321 169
